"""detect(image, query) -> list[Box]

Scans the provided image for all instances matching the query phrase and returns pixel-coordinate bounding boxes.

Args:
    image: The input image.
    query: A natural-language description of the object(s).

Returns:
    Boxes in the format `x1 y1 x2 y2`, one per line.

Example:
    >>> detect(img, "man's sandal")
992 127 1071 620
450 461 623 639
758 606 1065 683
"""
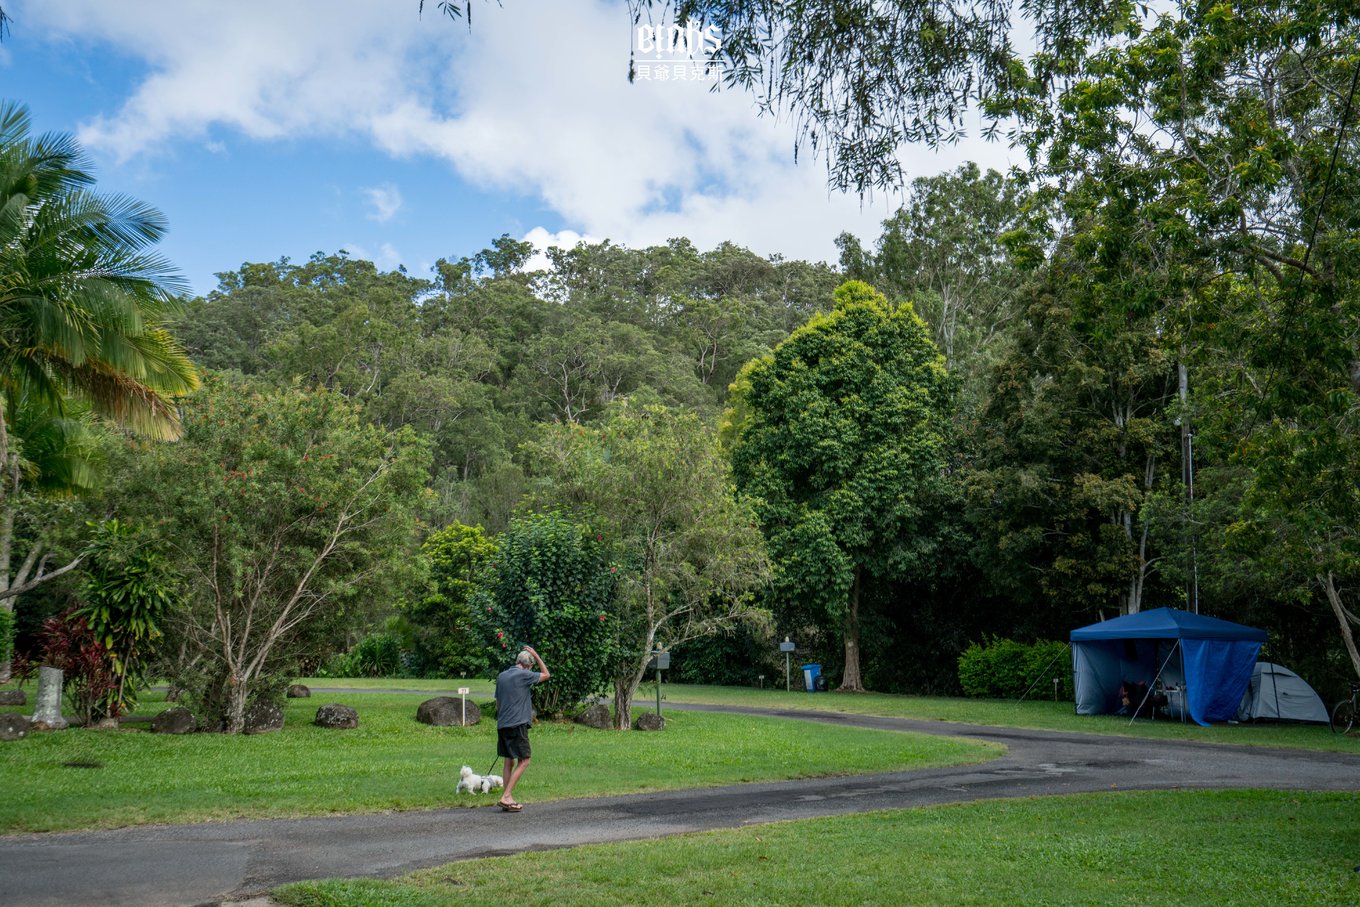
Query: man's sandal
498 801 523 812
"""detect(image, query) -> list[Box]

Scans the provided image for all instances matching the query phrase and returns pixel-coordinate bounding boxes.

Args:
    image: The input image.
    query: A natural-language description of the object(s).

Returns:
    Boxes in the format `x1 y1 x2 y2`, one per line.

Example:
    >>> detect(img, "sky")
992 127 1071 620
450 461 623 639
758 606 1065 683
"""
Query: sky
3 0 1016 297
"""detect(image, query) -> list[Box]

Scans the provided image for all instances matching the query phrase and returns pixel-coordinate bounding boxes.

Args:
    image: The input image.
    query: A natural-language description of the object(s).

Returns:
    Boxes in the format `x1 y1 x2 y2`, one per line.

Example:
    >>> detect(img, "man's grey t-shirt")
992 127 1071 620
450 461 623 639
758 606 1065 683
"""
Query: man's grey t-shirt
495 666 540 728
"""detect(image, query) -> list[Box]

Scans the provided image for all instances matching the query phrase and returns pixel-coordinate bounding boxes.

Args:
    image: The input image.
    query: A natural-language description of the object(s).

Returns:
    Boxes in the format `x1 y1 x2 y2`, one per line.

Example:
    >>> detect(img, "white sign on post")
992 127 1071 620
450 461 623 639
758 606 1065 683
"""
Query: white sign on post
458 687 470 725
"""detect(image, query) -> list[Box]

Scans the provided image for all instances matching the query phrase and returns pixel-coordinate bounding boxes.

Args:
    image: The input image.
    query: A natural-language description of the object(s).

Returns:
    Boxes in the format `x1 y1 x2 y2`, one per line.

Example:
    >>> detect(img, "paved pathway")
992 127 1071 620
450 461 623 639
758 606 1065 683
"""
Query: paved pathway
3 704 1358 907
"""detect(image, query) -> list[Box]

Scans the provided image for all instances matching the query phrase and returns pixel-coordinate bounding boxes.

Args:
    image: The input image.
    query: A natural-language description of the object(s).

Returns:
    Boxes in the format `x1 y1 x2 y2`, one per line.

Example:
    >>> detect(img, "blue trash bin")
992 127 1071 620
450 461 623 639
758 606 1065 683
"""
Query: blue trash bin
801 664 821 693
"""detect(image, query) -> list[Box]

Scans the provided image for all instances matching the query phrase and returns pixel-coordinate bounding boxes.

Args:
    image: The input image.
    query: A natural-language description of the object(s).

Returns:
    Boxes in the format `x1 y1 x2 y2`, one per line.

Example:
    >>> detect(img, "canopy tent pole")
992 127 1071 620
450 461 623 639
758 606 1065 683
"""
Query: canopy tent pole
1270 662 1281 722
1180 641 1189 723
1129 639 1183 727
1014 645 1071 705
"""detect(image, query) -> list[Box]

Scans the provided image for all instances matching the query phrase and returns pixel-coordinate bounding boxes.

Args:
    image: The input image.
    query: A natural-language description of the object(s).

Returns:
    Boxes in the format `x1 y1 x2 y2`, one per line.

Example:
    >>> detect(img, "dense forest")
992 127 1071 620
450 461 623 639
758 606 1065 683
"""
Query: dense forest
7 0 1360 721
7 161 1351 710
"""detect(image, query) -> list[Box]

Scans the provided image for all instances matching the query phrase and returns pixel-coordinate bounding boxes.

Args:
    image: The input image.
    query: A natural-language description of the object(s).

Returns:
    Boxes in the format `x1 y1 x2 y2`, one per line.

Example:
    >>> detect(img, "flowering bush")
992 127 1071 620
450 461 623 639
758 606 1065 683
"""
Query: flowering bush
475 511 617 717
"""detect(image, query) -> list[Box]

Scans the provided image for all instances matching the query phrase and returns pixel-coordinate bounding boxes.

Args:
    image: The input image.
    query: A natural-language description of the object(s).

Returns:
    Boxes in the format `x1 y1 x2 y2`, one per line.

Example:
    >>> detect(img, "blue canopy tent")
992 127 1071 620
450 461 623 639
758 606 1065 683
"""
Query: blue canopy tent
1070 608 1266 726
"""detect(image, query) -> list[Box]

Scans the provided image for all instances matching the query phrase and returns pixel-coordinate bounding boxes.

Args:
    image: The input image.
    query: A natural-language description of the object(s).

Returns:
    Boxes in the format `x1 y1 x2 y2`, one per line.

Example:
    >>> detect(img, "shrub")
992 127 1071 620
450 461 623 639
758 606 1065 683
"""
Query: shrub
39 612 119 724
75 519 178 716
476 511 617 717
402 522 496 678
324 632 404 677
958 638 1073 700
670 621 778 687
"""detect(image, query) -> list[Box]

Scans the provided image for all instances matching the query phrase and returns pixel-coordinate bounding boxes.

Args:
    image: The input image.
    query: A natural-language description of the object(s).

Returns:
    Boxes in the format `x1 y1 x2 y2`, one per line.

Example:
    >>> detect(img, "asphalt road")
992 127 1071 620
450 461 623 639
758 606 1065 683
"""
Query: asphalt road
3 703 1358 907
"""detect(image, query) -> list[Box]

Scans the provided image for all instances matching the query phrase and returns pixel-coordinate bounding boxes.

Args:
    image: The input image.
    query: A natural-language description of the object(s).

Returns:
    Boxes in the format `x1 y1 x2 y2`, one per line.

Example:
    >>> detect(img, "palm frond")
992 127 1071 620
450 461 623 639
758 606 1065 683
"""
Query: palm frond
52 359 184 441
1 100 194 440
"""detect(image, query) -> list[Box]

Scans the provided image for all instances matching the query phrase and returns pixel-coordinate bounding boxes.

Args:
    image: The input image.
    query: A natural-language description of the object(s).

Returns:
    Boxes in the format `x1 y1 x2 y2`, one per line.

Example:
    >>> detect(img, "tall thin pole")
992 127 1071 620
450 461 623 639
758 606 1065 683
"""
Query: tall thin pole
1179 359 1199 614
1188 429 1199 613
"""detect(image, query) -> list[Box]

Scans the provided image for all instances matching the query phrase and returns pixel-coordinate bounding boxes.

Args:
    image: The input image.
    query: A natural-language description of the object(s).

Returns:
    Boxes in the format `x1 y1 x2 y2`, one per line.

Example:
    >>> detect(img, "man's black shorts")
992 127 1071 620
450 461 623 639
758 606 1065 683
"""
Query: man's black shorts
497 723 532 759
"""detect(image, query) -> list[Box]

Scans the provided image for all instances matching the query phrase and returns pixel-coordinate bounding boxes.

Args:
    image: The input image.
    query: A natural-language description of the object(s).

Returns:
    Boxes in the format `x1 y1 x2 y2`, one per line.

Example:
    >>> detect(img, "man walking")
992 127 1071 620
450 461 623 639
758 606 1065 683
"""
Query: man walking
494 645 549 811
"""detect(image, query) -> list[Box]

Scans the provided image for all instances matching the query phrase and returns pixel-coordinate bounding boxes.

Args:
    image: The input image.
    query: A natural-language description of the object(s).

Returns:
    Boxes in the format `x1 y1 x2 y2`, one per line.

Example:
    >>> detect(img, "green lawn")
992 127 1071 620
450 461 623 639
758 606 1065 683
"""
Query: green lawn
0 689 996 834
276 789 1360 907
299 678 1360 753
653 682 1360 752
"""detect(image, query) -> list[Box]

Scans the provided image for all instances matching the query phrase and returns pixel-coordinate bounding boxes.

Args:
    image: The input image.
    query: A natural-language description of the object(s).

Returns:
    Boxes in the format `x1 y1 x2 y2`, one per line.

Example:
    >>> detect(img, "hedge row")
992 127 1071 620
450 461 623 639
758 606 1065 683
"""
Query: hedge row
957 637 1073 700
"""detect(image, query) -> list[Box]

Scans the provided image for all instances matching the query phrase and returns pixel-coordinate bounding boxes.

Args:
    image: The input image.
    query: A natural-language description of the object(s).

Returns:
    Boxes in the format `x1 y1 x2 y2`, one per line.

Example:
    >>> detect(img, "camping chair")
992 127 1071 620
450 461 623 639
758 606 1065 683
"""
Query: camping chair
1119 680 1167 719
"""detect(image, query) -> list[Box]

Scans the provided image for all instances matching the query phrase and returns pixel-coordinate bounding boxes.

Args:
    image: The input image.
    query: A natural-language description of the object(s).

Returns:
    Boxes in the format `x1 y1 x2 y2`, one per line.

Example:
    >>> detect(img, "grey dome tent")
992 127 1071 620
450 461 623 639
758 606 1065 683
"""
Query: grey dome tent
1070 607 1266 726
1235 662 1329 723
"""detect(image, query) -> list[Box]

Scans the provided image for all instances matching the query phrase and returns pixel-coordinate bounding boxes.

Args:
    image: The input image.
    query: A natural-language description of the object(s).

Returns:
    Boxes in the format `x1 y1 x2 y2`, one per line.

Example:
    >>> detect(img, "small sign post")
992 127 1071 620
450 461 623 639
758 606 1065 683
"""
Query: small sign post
648 651 670 716
458 686 470 725
780 638 796 691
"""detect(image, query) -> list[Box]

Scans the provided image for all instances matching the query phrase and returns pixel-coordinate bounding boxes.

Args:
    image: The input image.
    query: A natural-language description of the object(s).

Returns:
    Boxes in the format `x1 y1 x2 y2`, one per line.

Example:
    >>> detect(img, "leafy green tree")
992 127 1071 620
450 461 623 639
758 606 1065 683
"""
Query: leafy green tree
964 259 1180 624
540 239 839 407
836 163 1037 404
114 375 429 732
0 100 196 679
1024 4 1360 675
526 399 769 727
475 511 617 717
727 281 952 691
403 522 497 677
623 0 1129 192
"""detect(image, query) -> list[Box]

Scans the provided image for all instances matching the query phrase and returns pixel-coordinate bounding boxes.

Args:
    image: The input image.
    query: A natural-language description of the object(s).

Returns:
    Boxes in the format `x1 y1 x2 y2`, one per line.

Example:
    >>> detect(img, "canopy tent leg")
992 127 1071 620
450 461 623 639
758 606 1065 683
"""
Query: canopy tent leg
1129 640 1183 727
1014 645 1071 706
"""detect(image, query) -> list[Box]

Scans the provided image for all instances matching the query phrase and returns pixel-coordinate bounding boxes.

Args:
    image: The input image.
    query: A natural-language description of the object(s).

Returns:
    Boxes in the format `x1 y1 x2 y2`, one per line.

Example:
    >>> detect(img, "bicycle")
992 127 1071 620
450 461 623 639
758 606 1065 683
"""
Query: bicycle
1330 682 1360 734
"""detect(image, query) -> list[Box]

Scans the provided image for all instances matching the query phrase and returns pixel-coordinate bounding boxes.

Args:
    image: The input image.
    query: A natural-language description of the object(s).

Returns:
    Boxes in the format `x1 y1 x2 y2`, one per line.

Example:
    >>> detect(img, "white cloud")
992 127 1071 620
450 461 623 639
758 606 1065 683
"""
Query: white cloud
21 0 430 161
519 227 604 273
20 0 1019 269
364 183 404 223
343 241 404 273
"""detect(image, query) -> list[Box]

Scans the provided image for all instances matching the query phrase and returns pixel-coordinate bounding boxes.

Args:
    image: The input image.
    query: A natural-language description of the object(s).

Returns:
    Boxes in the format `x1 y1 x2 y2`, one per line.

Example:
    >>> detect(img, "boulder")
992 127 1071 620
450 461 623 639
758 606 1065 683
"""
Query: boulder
287 684 311 699
574 703 612 729
416 696 480 727
314 703 359 729
244 702 285 734
152 707 197 734
633 712 666 731
0 713 30 741
0 689 26 706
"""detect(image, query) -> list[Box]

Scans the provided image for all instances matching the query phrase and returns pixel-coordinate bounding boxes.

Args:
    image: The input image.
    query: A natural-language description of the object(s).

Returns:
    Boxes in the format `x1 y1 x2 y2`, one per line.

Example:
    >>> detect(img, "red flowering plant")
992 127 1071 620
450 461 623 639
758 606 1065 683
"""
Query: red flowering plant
472 511 618 717
38 611 119 725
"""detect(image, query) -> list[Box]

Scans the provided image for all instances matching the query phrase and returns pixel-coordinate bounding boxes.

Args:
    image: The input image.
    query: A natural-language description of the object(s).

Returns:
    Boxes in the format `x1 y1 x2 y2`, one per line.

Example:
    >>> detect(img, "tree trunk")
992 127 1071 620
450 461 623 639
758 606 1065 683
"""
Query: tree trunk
1322 572 1360 680
0 600 11 684
838 566 864 691
0 392 12 684
612 674 632 730
223 677 249 734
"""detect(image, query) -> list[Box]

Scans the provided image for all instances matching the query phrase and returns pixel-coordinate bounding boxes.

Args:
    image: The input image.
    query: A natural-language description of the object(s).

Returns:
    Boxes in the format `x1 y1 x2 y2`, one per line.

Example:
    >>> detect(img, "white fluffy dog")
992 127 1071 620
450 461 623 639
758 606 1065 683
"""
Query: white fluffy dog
456 765 504 794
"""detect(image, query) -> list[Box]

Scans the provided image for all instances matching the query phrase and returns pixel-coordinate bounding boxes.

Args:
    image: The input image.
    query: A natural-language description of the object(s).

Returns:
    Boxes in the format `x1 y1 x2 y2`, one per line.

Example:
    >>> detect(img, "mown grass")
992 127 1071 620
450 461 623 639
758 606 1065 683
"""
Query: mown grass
275 789 1360 907
649 682 1360 752
0 688 997 834
300 678 1360 752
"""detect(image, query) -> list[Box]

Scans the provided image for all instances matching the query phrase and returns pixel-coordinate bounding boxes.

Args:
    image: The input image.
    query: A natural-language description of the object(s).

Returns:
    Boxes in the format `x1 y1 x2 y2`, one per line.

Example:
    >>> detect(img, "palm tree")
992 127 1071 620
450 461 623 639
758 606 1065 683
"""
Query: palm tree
0 100 198 680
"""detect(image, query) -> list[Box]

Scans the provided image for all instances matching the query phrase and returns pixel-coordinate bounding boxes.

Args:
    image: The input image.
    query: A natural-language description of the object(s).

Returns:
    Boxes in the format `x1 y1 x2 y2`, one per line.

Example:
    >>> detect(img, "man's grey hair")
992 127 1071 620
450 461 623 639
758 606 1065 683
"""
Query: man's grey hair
516 650 534 668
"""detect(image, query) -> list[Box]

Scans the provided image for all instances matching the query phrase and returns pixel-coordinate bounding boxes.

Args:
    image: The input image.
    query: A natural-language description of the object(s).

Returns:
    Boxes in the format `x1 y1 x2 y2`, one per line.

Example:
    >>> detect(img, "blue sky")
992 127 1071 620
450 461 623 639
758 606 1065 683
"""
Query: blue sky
3 0 1013 297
